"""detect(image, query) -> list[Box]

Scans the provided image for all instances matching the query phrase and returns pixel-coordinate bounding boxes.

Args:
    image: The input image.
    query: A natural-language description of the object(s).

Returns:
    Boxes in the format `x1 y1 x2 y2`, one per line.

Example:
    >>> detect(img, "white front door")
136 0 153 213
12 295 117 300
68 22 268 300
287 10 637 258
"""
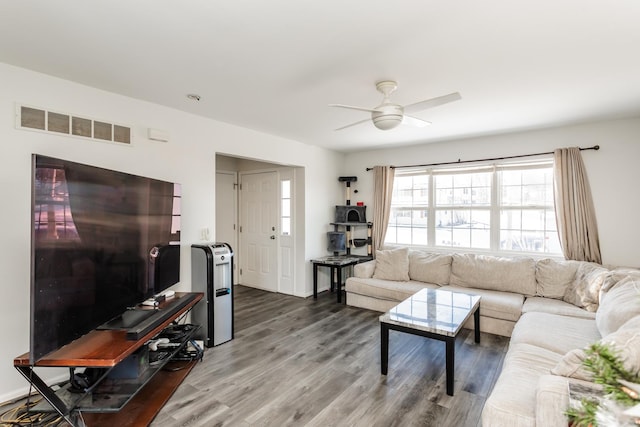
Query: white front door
239 171 278 292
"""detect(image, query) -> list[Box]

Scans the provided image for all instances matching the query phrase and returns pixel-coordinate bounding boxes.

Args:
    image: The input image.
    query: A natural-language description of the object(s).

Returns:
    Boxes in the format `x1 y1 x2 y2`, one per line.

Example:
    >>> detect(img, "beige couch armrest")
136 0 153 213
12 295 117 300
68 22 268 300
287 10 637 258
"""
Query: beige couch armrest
354 260 376 278
536 375 602 427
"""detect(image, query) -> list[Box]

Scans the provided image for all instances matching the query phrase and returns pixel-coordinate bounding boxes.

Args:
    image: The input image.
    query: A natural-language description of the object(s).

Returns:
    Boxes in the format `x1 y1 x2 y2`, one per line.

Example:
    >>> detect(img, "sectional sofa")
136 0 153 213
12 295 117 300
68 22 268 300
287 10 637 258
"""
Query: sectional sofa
344 247 640 426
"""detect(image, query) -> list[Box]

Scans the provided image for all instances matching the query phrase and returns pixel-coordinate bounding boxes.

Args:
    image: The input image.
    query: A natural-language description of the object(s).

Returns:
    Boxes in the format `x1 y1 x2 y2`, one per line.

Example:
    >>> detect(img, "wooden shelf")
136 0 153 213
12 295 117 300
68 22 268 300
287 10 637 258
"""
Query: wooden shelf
13 292 204 427
82 360 197 426
14 293 202 368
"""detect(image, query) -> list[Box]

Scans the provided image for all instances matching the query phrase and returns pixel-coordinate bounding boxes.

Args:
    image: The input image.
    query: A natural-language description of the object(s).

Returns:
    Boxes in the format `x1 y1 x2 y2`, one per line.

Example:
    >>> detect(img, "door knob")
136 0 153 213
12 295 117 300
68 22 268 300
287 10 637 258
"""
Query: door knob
270 235 276 240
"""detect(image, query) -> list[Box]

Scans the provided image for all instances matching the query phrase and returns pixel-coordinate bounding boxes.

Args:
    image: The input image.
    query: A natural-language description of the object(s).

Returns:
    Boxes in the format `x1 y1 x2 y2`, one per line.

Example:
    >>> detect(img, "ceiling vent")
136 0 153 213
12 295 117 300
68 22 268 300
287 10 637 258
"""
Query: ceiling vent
16 105 131 145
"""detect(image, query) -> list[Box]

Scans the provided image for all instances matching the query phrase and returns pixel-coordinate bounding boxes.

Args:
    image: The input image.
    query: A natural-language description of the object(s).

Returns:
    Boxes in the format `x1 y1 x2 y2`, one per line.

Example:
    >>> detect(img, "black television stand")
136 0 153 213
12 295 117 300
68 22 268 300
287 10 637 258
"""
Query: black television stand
14 292 203 427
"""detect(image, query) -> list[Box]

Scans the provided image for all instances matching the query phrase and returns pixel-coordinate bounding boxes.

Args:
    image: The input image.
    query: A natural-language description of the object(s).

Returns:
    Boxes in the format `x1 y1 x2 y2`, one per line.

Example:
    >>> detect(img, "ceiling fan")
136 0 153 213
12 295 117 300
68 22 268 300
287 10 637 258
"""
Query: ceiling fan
329 80 461 131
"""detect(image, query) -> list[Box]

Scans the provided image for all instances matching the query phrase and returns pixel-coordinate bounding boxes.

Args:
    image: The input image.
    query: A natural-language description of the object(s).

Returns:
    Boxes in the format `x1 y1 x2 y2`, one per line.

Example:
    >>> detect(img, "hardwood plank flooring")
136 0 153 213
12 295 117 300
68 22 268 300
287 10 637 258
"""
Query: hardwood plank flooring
151 286 510 427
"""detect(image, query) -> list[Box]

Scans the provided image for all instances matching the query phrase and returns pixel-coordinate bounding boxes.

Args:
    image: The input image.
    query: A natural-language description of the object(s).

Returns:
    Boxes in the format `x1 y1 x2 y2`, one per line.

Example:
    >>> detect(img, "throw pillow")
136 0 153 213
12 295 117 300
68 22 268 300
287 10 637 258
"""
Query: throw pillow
536 258 579 299
550 348 592 381
552 315 640 381
408 251 452 285
596 276 640 336
373 247 410 281
562 262 608 312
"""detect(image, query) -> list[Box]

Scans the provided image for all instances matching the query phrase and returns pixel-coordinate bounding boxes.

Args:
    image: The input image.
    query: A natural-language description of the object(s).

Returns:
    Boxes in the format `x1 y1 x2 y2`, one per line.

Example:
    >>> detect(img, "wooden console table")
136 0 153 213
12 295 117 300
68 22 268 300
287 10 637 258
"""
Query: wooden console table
14 292 203 427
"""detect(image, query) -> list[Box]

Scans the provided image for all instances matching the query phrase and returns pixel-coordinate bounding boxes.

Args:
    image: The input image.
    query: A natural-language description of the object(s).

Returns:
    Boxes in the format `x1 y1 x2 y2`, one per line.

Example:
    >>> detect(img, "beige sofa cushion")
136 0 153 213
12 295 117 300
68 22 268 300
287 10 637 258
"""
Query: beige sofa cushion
522 297 595 319
562 262 608 312
510 312 600 355
408 251 452 285
536 375 601 427
345 277 438 302
535 258 578 299
482 343 562 427
596 276 640 336
442 285 524 322
450 253 537 296
372 247 410 281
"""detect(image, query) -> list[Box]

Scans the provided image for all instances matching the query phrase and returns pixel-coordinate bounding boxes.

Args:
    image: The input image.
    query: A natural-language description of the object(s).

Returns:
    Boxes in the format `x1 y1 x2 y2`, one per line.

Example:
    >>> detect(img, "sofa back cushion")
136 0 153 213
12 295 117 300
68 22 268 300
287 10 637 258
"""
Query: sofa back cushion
372 247 410 281
535 258 579 299
596 276 640 336
562 262 608 312
450 253 536 296
408 251 452 285
600 267 640 301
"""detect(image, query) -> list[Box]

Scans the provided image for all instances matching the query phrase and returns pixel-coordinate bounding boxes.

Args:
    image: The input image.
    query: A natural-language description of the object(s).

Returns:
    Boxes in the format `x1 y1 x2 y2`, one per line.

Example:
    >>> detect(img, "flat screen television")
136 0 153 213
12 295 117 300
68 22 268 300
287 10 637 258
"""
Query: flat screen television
30 154 181 364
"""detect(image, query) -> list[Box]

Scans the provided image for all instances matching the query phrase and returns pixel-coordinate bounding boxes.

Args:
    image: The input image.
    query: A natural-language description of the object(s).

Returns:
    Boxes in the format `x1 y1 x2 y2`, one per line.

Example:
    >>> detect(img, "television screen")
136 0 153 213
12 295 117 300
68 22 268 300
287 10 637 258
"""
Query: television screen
30 155 181 363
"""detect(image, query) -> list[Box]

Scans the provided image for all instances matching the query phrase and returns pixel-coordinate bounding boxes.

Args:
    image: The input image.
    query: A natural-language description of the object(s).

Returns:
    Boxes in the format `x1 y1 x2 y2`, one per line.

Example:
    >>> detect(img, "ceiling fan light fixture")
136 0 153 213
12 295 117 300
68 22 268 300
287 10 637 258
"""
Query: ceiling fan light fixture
372 104 403 130
372 114 403 130
330 80 460 131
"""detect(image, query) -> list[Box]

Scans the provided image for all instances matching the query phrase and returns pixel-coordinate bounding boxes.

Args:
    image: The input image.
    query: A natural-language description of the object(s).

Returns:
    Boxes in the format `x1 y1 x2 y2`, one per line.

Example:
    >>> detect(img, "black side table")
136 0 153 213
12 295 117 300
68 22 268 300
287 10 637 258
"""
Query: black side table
311 256 369 303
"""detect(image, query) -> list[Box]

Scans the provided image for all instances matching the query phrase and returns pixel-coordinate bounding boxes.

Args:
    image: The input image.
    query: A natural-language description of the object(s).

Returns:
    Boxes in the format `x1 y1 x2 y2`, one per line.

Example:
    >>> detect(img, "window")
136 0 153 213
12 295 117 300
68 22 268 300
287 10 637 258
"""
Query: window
281 179 291 236
498 165 560 253
387 174 429 245
434 168 492 249
385 160 560 255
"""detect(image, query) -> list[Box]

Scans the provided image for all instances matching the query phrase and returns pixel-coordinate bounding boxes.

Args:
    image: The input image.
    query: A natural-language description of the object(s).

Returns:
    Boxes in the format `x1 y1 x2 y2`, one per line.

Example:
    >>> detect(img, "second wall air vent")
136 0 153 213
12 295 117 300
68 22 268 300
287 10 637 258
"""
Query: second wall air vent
17 105 131 145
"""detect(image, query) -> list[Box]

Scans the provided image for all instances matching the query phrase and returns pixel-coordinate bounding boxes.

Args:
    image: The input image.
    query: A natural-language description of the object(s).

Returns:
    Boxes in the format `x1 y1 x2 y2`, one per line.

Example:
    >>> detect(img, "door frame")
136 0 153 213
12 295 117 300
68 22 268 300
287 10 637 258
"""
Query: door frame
236 167 297 295
215 170 239 284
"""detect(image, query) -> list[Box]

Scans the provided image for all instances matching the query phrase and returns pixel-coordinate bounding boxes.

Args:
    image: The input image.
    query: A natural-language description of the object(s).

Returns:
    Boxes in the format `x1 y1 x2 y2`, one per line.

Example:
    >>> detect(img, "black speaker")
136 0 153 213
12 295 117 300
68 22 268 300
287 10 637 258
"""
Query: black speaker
69 367 107 393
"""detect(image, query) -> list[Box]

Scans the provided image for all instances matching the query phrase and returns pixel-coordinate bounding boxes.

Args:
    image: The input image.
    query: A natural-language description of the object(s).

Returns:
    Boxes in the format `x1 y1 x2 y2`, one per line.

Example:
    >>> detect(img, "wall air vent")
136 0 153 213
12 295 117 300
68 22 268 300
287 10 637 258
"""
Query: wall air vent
17 104 132 145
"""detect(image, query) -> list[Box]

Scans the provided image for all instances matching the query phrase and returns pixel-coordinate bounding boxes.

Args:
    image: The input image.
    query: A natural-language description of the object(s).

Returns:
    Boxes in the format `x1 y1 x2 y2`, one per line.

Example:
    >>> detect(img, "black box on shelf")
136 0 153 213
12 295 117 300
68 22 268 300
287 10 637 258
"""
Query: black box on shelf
107 346 149 379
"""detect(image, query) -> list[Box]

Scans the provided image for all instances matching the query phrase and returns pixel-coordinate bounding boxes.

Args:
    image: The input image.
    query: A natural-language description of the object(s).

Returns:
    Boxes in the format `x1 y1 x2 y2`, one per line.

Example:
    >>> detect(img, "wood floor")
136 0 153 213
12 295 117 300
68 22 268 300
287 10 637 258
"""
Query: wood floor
151 286 510 427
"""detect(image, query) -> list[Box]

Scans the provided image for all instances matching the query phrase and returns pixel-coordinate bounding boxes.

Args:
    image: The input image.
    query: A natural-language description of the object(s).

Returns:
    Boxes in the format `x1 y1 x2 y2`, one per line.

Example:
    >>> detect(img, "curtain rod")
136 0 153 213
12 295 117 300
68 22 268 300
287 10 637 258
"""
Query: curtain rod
365 145 600 171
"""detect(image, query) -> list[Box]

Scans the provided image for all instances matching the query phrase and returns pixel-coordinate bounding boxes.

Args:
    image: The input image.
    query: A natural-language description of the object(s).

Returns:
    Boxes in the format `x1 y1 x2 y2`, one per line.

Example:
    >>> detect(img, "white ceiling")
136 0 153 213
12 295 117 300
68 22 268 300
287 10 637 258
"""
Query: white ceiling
2 1 640 152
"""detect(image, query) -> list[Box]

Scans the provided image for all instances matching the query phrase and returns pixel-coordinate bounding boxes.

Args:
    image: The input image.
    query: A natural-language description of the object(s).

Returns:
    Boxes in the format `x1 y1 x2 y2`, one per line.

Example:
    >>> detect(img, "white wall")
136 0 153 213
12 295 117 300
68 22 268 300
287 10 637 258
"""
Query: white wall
0 62 343 401
343 117 640 268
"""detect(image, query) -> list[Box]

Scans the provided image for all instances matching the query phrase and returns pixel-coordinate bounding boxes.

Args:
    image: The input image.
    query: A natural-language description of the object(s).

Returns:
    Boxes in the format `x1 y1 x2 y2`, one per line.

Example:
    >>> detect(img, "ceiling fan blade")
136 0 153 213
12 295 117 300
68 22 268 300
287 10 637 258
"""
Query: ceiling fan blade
329 103 381 113
334 118 371 131
404 92 462 114
402 115 431 128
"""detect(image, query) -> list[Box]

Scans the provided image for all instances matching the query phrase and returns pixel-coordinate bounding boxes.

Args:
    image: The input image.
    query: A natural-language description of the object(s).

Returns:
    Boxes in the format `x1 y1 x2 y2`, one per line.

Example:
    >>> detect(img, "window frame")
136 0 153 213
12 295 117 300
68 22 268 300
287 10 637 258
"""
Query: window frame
385 159 561 256
280 178 292 236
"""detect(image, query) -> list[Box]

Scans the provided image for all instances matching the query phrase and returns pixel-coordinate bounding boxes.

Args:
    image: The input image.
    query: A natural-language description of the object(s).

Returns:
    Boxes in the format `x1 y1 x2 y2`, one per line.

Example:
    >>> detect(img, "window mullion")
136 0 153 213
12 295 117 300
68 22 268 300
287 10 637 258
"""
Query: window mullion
490 168 500 251
427 172 435 246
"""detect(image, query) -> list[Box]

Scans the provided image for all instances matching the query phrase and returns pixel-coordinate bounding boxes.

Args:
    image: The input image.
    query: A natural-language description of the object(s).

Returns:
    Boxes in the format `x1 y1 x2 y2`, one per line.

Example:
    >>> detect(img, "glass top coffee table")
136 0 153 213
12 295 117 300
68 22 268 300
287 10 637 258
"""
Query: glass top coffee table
379 288 481 396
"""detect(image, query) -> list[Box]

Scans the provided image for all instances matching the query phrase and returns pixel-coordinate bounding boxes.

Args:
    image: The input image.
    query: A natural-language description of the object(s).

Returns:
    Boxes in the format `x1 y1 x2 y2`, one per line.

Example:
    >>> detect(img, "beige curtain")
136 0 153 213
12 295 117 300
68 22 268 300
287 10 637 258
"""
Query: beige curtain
553 147 602 263
372 166 395 254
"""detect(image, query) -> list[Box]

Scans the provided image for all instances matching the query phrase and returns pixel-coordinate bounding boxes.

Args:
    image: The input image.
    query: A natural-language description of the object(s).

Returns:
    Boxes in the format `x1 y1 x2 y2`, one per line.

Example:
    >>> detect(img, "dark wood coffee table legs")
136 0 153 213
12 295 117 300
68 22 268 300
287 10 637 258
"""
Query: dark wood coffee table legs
381 305 481 396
